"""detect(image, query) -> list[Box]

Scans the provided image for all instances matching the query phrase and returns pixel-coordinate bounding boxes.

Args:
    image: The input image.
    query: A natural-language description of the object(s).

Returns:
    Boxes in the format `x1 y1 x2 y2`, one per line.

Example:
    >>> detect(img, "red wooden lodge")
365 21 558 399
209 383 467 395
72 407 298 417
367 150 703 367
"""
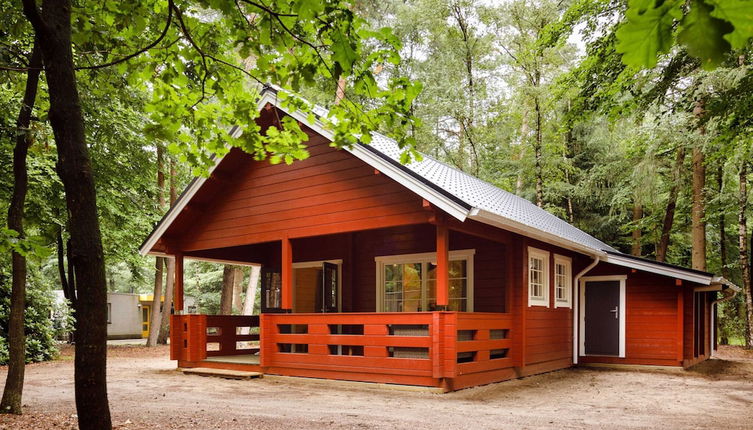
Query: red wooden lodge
139 86 740 391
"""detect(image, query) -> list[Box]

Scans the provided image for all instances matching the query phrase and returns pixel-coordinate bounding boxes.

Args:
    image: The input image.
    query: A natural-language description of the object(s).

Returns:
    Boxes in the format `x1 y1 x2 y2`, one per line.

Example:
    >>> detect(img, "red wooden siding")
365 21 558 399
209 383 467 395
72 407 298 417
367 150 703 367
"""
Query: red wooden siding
521 238 580 368
623 272 681 363
580 263 711 367
168 132 429 252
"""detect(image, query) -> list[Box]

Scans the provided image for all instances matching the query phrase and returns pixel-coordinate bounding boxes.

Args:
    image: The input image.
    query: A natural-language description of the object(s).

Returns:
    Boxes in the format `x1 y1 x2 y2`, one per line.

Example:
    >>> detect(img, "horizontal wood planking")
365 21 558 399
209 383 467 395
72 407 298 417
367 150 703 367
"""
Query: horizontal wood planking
623 275 679 362
262 366 439 387
173 135 430 251
519 237 580 367
177 360 262 373
578 262 696 366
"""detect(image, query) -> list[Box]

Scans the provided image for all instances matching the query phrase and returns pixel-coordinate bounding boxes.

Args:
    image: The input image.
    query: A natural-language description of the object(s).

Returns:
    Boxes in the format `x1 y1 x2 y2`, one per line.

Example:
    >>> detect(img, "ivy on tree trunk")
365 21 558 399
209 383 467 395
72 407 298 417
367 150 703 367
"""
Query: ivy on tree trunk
0 40 41 416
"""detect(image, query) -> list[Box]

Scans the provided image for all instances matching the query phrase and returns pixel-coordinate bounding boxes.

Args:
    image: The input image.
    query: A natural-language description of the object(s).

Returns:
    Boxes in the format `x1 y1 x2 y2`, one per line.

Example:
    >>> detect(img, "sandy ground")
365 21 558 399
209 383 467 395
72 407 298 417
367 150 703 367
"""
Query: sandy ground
1 345 752 429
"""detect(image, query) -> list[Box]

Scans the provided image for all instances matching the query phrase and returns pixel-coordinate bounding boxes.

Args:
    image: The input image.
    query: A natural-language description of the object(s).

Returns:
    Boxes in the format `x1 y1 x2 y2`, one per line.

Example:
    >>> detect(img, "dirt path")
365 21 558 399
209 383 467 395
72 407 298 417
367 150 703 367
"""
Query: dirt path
1 345 752 429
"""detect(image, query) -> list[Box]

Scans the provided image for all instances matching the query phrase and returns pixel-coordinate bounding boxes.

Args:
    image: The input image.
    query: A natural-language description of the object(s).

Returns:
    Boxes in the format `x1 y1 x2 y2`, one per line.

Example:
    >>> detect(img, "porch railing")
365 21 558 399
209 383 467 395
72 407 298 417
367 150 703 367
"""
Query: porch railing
170 314 260 362
173 312 513 387
260 311 514 386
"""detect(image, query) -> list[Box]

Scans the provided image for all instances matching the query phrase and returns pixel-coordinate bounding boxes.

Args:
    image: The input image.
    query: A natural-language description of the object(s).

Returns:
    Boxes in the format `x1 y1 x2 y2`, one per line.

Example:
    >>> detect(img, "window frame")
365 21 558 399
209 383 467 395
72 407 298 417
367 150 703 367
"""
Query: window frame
527 246 550 307
375 249 475 312
553 254 573 308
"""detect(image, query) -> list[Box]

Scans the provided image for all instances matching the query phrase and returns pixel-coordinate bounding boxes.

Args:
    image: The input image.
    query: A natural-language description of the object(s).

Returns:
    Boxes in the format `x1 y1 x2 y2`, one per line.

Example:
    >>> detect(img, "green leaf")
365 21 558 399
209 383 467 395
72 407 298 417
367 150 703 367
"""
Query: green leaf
616 0 682 68
708 0 753 49
678 0 733 69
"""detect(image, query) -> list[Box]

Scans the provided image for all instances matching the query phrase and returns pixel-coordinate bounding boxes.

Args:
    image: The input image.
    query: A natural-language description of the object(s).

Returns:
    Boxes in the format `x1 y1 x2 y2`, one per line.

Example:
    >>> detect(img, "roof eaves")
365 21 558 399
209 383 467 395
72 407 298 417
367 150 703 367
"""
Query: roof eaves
710 276 742 292
469 209 609 257
603 251 713 285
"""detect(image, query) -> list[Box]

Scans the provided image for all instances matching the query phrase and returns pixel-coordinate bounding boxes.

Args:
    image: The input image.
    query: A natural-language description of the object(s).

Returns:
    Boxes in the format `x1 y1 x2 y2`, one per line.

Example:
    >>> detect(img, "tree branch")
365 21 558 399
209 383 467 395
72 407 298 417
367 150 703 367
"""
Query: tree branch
237 0 298 18
172 3 264 87
76 0 174 70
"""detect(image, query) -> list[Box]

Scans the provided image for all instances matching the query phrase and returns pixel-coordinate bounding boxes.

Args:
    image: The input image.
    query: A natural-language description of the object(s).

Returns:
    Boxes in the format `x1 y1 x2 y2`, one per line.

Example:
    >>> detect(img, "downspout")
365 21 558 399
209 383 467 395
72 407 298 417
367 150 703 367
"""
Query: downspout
572 255 601 365
709 284 739 357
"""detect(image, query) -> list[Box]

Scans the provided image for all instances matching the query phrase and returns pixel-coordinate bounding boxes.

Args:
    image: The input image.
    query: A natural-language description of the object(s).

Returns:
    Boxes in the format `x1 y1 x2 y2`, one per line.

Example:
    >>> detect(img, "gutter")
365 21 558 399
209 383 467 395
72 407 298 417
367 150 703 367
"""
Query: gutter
572 254 601 365
708 278 741 357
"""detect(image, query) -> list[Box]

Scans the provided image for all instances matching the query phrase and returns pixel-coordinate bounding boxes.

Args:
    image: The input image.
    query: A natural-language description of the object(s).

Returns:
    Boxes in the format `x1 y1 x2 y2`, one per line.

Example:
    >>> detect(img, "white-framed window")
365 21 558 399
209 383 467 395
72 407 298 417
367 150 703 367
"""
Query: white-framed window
528 247 550 307
554 254 572 308
376 249 474 312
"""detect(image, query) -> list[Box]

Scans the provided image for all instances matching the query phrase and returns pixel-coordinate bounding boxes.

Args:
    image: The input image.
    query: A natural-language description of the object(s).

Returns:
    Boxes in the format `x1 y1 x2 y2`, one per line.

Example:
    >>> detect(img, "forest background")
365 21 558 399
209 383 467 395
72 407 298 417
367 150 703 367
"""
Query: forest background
2 0 753 370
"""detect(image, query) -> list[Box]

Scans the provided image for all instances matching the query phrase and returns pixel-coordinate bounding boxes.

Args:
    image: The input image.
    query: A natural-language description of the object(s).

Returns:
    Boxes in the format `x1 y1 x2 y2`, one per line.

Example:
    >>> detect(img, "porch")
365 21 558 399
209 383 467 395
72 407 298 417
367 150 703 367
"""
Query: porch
171 311 514 391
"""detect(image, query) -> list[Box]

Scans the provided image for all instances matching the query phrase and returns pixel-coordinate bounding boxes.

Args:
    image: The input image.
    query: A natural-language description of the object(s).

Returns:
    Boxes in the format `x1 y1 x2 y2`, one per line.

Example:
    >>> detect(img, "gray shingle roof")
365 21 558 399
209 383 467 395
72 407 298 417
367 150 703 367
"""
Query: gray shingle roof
365 132 617 253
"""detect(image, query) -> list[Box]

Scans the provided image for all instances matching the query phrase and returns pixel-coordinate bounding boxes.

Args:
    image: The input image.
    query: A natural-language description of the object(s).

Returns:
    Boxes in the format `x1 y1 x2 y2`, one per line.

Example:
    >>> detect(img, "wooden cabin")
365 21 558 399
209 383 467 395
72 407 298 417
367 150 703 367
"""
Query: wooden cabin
139 87 739 391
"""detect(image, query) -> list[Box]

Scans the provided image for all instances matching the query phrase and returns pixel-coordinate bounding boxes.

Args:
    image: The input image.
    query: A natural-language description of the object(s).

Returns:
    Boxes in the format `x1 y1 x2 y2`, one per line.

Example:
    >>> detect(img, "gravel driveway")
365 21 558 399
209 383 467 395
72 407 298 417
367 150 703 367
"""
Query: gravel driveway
1 345 751 429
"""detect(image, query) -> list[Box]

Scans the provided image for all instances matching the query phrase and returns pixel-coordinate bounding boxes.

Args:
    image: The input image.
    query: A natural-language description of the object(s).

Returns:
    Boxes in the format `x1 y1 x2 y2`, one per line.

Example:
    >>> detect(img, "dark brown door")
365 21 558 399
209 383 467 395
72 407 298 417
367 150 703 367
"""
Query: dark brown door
584 280 621 356
321 262 339 313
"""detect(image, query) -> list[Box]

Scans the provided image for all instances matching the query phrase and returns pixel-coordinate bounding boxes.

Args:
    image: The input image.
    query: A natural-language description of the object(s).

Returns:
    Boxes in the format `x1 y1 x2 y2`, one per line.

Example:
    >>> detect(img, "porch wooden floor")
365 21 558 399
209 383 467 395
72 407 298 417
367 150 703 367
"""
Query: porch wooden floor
204 354 260 365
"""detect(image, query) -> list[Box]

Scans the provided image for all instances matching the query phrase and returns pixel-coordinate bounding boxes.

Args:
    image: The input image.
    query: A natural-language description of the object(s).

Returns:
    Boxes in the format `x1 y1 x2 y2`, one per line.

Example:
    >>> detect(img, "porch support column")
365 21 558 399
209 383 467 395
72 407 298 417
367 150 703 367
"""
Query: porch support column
282 237 293 311
676 288 684 364
174 253 184 313
436 223 449 309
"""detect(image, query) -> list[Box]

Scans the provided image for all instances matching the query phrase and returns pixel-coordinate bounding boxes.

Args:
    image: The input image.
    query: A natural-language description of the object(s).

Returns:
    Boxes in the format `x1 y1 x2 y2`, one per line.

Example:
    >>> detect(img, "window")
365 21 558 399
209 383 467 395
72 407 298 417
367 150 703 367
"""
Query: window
554 255 572 308
376 250 474 312
107 303 112 324
528 247 549 307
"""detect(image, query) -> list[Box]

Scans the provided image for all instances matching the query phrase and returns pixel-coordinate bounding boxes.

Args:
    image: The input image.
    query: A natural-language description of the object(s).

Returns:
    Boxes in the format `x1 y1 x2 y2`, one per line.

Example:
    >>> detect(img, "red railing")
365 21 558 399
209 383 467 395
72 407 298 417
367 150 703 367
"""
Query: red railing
173 312 513 388
170 314 259 362
259 312 513 387
206 315 260 357
450 312 514 378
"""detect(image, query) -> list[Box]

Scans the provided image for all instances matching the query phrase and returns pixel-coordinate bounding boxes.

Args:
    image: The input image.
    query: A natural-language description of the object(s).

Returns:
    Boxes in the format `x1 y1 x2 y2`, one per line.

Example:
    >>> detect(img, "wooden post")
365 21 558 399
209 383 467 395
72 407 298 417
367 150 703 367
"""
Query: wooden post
436 224 449 309
174 253 184 313
677 288 684 364
282 237 293 311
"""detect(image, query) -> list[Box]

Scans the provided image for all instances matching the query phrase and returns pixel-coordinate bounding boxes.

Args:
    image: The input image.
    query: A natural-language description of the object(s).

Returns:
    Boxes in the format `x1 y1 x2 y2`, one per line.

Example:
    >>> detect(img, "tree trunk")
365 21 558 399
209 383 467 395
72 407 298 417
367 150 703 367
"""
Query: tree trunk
1 40 41 415
335 75 347 104
243 266 261 316
239 266 261 337
631 201 642 256
220 266 235 314
57 228 75 306
147 144 166 347
533 98 544 208
157 162 177 344
157 258 175 344
737 163 753 348
718 166 729 278
232 267 243 313
22 1 113 427
692 100 707 271
692 145 707 271
657 146 686 262
146 258 163 347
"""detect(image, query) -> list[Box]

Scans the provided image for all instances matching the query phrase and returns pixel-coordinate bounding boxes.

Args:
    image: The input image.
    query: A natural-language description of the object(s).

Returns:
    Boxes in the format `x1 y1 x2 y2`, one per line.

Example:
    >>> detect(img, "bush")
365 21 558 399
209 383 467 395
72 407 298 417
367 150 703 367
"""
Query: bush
0 265 62 364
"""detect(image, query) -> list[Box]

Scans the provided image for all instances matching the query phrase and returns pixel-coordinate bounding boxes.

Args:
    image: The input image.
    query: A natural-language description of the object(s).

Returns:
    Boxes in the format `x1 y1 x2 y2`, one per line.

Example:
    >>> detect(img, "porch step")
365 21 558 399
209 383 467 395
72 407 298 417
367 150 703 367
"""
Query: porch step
182 367 263 380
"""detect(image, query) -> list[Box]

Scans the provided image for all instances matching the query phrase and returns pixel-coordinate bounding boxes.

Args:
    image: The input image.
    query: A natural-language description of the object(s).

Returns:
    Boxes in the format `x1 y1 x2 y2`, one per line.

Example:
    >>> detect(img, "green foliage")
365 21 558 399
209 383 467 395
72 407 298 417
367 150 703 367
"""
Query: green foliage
0 264 62 364
617 0 753 69
616 0 682 69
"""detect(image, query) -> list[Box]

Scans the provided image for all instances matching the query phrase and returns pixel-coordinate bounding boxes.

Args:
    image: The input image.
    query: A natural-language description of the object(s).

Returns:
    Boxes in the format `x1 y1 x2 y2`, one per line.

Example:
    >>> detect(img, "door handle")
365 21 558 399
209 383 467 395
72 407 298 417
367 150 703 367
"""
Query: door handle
609 306 619 319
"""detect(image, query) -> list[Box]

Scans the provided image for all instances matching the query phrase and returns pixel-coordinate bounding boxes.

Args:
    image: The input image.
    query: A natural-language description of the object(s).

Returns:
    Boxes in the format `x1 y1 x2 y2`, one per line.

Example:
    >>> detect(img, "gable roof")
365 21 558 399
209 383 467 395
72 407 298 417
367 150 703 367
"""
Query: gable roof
362 133 617 254
139 86 737 290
